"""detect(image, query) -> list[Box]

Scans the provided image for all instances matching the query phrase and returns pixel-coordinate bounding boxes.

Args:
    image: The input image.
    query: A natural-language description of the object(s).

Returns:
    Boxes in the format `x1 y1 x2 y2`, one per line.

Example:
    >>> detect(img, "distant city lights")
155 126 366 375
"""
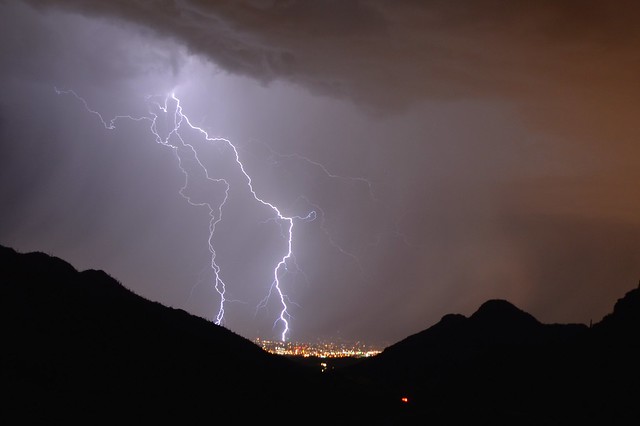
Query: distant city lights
255 339 382 358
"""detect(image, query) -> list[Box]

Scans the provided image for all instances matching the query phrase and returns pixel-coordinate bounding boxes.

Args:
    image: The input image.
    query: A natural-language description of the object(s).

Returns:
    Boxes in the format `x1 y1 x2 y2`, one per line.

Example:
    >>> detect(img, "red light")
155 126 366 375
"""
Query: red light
401 397 409 403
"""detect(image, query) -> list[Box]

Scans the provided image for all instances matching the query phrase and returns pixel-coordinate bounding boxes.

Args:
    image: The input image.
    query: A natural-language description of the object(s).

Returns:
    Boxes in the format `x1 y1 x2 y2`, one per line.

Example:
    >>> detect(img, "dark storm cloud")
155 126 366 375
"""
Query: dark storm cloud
29 1 640 172
28 0 640 107
26 0 640 172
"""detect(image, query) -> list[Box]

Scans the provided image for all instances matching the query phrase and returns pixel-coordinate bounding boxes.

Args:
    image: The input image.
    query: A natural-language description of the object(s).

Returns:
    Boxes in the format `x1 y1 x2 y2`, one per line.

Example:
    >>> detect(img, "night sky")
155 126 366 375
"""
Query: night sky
1 1 639 346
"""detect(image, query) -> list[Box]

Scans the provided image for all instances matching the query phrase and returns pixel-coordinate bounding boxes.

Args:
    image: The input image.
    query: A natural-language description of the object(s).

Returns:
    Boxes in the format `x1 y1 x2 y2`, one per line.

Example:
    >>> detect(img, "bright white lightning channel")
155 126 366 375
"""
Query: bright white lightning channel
55 87 315 341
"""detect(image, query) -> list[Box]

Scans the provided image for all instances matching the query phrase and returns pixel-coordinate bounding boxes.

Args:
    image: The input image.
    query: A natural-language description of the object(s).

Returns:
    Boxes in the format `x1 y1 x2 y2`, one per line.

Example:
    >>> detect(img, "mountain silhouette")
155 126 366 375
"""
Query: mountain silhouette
342 286 639 424
1 244 638 424
593 285 640 338
0 245 394 422
470 298 539 325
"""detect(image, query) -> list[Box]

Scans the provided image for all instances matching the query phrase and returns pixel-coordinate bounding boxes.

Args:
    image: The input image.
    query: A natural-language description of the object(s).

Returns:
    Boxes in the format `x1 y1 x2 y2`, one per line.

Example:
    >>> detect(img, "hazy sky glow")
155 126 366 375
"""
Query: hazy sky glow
1 1 639 346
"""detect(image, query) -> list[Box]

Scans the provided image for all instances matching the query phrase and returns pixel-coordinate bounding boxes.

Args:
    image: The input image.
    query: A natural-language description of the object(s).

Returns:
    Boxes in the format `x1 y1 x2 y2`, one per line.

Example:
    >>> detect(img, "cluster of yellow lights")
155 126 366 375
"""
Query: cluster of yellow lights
255 338 382 358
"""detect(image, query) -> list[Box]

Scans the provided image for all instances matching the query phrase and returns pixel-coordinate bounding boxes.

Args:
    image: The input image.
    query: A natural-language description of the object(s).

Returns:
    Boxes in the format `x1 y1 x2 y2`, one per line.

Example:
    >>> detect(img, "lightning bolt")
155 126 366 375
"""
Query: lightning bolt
261 142 379 202
55 87 316 341
257 144 380 275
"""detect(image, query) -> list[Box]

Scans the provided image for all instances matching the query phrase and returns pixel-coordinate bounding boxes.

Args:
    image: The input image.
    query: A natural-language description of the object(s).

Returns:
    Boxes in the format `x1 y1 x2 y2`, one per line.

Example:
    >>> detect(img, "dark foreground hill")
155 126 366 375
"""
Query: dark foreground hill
0 245 396 423
1 244 638 424
340 284 639 424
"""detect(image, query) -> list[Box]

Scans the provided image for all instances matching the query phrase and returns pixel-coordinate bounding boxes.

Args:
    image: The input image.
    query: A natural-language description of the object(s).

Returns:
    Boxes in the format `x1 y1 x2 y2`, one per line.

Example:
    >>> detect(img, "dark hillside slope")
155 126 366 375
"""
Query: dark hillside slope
3 243 636 424
341 286 640 424
0 245 395 422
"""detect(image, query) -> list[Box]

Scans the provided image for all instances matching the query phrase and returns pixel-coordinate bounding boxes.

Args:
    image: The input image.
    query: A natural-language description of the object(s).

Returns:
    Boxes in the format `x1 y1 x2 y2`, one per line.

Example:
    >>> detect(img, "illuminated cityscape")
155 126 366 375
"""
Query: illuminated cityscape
255 338 383 358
